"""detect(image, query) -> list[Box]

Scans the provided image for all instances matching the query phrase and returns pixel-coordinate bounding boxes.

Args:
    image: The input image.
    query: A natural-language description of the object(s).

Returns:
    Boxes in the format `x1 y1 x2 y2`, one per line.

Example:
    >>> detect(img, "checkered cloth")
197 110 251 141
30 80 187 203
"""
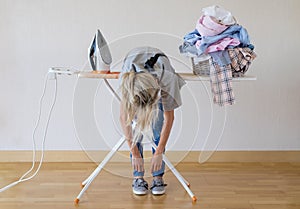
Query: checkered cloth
228 47 257 77
210 61 235 106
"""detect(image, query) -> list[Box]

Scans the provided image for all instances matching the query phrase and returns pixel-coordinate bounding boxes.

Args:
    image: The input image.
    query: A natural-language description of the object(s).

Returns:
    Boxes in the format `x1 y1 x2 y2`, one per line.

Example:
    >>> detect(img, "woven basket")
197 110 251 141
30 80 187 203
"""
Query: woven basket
191 55 211 76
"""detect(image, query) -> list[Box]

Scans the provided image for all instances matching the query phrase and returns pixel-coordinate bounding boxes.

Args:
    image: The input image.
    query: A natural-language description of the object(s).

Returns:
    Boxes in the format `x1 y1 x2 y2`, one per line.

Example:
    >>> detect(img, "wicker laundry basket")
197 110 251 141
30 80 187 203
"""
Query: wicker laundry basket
191 55 211 76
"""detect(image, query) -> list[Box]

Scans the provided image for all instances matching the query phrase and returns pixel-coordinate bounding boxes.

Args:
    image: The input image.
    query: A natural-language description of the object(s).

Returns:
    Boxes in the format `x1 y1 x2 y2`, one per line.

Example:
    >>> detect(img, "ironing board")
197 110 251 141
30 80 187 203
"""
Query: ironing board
74 71 256 205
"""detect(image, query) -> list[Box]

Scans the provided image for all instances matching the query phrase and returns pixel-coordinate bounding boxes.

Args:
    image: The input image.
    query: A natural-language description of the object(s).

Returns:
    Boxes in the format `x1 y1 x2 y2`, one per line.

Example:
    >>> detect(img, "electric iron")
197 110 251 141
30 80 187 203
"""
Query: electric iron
88 29 112 73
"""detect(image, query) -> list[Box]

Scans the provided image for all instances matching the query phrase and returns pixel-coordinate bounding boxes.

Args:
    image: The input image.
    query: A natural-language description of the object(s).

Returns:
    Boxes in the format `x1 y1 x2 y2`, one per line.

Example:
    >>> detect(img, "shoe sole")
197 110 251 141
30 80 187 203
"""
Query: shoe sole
151 189 165 195
133 189 148 195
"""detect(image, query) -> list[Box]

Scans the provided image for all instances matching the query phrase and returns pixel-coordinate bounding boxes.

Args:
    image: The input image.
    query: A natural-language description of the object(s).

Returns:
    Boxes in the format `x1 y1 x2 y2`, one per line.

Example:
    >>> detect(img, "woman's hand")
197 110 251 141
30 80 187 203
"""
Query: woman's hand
150 153 163 173
131 146 144 172
132 157 144 172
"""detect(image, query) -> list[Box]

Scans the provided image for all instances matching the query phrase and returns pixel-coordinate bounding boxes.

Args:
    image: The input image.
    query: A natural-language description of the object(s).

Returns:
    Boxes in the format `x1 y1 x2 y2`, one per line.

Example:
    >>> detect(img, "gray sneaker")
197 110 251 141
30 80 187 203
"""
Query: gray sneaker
132 178 148 195
150 178 167 195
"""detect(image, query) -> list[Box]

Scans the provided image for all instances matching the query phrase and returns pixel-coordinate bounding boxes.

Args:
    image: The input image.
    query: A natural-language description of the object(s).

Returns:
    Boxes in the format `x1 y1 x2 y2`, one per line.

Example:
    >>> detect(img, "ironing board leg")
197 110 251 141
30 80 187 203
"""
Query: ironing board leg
75 137 197 204
75 137 127 204
163 156 197 202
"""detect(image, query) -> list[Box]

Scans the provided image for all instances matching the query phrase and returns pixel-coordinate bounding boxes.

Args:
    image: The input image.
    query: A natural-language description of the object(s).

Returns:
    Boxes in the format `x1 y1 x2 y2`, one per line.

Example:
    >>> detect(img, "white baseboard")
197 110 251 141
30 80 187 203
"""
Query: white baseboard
0 151 299 163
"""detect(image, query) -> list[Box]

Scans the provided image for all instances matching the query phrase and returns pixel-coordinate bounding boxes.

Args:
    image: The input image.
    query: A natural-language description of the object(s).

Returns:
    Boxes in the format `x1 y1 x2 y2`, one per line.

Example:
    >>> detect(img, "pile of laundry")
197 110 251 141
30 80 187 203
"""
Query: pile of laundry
179 5 257 106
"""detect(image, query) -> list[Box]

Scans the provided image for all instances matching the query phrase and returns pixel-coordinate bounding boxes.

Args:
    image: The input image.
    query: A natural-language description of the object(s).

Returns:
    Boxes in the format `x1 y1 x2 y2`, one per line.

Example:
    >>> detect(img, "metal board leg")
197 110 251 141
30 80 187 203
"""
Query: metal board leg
75 137 127 204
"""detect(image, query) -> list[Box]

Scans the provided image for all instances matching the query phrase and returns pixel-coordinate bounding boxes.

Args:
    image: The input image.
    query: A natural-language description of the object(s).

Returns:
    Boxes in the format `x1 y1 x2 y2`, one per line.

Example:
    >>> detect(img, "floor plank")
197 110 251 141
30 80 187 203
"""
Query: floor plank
0 162 299 209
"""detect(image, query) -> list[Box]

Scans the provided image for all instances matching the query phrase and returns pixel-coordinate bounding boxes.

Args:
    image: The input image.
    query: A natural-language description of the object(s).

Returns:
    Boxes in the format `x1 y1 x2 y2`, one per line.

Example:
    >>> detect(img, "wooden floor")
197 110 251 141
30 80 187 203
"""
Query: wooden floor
0 162 299 209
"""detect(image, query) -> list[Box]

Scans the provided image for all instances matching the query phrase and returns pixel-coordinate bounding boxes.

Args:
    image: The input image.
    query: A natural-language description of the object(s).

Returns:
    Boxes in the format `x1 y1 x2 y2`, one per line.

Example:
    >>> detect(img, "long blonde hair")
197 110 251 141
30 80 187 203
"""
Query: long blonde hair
121 70 160 145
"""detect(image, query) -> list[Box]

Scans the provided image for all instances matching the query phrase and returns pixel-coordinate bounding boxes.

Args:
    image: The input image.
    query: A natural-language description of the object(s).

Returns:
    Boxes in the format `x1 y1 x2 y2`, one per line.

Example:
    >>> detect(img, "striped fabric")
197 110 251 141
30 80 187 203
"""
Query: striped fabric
228 47 257 78
209 47 256 106
210 62 235 106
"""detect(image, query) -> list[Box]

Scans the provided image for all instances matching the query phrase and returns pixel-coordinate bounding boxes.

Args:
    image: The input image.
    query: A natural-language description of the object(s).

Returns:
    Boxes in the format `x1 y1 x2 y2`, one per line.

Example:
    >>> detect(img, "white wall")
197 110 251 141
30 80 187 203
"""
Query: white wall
0 0 299 151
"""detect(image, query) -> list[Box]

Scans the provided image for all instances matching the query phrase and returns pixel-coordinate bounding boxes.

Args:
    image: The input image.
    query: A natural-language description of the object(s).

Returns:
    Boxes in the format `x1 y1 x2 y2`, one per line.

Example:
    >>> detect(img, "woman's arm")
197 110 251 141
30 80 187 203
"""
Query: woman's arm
150 109 174 172
154 110 174 155
119 103 140 157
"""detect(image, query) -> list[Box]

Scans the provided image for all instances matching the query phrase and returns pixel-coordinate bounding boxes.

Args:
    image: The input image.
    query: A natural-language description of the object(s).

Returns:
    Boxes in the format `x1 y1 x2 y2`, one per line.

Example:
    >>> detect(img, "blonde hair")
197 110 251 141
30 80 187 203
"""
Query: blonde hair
121 70 160 145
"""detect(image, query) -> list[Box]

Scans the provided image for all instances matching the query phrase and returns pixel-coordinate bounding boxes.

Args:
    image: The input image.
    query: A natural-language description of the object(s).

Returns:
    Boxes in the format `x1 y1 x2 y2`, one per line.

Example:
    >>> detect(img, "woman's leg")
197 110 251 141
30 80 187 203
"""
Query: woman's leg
130 138 148 195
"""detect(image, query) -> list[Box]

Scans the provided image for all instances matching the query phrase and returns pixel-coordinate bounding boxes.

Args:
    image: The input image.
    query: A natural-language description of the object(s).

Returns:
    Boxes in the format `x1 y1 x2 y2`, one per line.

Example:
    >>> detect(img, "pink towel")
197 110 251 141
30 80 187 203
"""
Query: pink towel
196 15 228 37
206 37 240 53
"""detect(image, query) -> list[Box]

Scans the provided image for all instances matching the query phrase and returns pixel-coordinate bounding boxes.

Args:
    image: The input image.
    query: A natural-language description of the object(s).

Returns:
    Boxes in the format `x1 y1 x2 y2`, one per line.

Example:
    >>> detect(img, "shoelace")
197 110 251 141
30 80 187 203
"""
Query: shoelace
133 179 148 190
150 180 167 190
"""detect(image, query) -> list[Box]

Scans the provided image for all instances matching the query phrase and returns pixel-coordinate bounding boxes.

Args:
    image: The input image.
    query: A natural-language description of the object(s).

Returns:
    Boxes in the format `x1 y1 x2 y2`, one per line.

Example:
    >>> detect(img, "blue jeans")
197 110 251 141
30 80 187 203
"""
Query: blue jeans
130 102 165 177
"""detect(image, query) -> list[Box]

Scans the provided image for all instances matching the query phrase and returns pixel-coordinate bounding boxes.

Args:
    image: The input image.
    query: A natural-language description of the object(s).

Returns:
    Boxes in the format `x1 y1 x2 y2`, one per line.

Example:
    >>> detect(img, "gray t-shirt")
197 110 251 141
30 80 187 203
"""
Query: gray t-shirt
120 47 186 111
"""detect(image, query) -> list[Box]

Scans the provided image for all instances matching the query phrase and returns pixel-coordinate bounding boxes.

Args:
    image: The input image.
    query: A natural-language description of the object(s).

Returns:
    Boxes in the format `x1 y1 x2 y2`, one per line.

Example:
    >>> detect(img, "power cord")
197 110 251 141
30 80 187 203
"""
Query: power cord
0 71 58 193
